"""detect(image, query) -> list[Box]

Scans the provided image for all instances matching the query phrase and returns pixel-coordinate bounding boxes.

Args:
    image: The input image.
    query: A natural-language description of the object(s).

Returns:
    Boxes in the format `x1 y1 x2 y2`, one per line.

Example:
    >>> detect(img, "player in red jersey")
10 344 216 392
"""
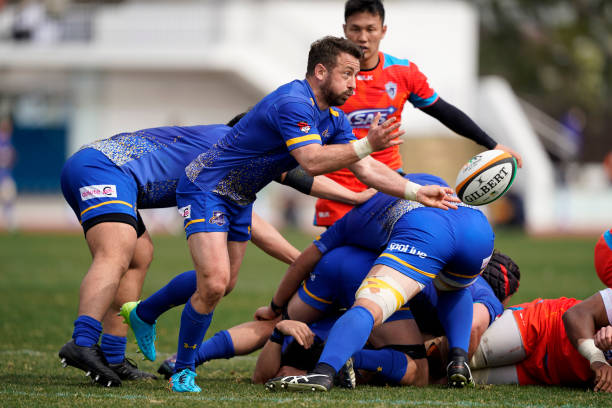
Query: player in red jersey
314 0 522 226
469 289 612 392
595 228 612 287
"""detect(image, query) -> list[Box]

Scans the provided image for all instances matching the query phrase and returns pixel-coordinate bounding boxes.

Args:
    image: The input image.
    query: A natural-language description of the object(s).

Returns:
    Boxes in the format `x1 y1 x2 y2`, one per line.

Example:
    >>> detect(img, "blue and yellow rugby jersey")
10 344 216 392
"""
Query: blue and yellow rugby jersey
185 79 356 206
83 124 229 208
314 173 453 254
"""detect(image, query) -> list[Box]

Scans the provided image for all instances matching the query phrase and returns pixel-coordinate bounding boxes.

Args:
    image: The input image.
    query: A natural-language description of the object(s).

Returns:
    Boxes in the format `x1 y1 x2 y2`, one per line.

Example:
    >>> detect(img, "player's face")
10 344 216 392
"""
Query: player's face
321 52 360 107
343 12 387 70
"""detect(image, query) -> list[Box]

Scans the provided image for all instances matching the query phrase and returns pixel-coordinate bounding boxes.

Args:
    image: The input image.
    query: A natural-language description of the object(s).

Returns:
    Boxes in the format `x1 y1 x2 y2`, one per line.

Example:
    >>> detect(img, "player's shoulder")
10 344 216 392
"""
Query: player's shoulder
381 52 412 70
271 80 317 107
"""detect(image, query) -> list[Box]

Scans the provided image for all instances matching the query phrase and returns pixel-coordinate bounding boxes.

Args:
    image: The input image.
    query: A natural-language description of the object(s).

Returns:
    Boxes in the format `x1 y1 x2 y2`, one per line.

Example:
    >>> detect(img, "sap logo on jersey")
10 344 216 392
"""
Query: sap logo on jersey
347 107 396 128
388 242 427 258
79 185 117 201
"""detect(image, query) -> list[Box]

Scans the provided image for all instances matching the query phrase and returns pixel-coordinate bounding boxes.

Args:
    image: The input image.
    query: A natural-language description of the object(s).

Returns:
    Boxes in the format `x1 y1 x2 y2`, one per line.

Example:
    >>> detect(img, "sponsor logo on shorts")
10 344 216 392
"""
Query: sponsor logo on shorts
297 121 311 133
388 242 427 258
209 211 226 226
178 205 191 219
79 184 117 201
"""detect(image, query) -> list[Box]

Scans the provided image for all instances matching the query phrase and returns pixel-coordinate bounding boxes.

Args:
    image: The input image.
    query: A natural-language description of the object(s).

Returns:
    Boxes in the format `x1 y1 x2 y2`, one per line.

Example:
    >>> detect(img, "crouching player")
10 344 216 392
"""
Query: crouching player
258 173 494 389
58 117 375 387
470 287 612 392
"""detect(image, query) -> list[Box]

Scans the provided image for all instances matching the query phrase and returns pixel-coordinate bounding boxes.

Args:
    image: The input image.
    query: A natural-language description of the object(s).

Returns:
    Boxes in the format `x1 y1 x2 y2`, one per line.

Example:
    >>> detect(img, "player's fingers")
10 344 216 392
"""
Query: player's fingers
381 122 402 137
380 116 397 128
369 113 383 129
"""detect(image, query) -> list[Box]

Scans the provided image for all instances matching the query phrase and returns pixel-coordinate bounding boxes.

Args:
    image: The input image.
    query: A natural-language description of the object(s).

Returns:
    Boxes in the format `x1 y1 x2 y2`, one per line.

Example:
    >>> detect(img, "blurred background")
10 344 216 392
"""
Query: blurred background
0 0 610 235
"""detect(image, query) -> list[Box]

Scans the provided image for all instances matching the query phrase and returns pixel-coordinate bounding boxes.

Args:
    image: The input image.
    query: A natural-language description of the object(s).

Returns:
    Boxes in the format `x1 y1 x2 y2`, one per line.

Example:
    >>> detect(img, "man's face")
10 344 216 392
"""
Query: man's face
320 52 360 106
343 12 386 65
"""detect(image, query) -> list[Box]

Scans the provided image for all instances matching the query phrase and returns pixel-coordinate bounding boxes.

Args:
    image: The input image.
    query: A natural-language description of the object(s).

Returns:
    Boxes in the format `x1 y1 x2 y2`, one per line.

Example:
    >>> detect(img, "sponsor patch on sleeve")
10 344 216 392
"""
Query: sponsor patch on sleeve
79 185 117 201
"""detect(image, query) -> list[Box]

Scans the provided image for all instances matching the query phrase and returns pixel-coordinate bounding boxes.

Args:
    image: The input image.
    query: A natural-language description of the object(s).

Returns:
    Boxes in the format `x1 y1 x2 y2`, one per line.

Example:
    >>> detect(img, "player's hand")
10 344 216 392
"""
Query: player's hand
494 144 523 168
254 305 279 321
366 113 405 152
353 188 377 205
592 361 612 392
276 320 314 349
416 185 460 210
595 326 612 351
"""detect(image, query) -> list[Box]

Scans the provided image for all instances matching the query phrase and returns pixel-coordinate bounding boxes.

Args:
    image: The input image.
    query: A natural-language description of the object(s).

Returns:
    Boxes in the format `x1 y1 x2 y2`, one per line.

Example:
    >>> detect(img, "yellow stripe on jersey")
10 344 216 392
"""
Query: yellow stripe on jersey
286 134 321 147
80 200 133 216
397 307 411 311
356 277 405 309
378 253 437 279
444 269 483 279
329 108 339 117
184 219 207 230
302 282 333 304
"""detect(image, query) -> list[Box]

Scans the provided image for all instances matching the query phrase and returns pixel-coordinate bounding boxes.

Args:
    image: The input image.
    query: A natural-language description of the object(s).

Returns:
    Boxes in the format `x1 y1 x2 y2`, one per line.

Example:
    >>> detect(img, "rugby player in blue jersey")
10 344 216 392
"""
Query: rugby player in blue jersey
257 172 492 390
58 116 377 387
133 36 458 393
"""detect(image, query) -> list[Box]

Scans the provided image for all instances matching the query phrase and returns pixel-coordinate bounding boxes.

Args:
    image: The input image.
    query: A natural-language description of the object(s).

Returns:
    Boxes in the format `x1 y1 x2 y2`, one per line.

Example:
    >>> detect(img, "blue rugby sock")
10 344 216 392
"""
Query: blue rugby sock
353 348 408 384
436 288 473 354
137 270 197 324
195 330 235 367
317 306 374 373
100 333 127 364
174 298 213 372
73 315 102 347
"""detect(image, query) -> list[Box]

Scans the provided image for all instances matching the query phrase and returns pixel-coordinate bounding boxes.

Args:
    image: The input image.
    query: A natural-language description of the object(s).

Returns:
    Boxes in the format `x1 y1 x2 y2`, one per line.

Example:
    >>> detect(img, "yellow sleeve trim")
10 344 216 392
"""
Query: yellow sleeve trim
80 200 133 216
378 253 437 279
302 282 333 304
184 218 207 230
286 134 321 147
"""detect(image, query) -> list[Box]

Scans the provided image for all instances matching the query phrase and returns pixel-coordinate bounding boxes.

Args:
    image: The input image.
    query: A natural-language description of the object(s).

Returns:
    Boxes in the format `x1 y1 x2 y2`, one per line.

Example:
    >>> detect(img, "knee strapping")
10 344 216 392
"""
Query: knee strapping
355 275 409 322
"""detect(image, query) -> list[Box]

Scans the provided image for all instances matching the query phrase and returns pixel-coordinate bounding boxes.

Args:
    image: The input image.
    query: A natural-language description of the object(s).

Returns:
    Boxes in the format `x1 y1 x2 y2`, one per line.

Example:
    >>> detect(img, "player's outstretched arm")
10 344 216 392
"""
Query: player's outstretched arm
289 114 403 176
278 167 375 205
251 211 300 265
348 156 459 210
254 244 323 321
563 291 612 391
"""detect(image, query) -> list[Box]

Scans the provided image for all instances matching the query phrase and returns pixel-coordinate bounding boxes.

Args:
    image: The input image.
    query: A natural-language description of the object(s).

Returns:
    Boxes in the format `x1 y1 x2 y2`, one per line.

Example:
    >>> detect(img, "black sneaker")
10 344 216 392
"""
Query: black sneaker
446 356 474 388
157 353 176 380
266 373 333 392
108 357 158 380
59 340 122 387
334 357 356 389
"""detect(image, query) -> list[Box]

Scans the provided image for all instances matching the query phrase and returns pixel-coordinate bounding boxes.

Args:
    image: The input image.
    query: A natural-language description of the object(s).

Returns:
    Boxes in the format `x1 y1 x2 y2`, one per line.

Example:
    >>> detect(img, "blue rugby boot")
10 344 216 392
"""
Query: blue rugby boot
119 301 157 361
169 368 201 392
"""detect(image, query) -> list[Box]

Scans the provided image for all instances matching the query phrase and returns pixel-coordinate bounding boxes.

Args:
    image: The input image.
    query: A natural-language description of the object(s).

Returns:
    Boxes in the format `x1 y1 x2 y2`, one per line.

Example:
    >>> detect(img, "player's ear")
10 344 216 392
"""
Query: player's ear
314 63 328 81
342 23 348 36
381 24 387 38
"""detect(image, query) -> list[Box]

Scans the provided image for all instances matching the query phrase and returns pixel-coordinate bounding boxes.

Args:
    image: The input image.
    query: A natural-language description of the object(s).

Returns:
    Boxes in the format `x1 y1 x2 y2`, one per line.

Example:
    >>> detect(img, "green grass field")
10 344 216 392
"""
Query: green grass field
1 228 612 407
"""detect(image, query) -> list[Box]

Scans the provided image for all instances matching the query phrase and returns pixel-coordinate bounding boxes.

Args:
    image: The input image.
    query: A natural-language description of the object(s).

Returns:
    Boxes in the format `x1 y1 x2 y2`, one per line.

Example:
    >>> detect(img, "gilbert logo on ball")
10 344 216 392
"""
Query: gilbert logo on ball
455 150 517 206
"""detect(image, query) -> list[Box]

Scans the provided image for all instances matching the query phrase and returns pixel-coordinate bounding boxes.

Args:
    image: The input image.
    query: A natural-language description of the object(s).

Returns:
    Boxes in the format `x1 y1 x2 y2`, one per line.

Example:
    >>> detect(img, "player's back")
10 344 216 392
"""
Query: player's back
84 124 228 208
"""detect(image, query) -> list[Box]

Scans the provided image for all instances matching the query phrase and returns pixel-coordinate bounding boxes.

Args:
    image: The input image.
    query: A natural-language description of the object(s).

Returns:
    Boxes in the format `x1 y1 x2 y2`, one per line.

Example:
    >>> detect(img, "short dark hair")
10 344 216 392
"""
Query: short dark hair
481 250 521 302
306 36 362 77
344 0 385 23
226 111 248 127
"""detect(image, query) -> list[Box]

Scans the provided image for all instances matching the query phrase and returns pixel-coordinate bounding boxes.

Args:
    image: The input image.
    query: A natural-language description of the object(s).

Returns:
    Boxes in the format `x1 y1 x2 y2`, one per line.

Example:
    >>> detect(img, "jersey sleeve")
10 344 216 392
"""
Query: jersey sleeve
599 288 612 325
272 101 323 151
406 62 439 109
470 277 504 325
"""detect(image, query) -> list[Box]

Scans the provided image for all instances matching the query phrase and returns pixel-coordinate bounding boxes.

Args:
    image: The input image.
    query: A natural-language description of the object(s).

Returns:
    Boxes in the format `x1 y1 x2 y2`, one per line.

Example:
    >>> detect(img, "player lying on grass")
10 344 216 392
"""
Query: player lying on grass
469 287 612 392
257 172 493 389
58 114 376 387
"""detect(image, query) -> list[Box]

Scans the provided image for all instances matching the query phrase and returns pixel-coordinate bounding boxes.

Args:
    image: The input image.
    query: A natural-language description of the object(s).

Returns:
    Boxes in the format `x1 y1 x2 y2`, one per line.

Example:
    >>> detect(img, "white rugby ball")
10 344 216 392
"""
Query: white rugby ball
455 150 517 206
